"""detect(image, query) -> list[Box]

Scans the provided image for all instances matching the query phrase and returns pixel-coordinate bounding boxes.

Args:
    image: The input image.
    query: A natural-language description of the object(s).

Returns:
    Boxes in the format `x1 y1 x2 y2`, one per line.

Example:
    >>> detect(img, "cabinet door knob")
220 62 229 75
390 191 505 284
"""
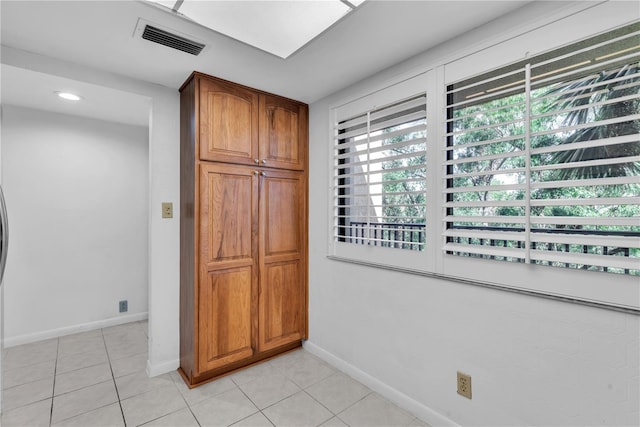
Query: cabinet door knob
254 171 259 175
254 159 259 164
261 171 267 177
261 159 267 164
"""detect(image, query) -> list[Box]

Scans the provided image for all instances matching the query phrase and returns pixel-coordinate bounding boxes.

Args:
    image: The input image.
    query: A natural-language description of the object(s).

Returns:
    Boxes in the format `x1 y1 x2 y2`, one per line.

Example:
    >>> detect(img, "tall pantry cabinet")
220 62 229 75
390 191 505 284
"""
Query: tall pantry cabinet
179 72 308 387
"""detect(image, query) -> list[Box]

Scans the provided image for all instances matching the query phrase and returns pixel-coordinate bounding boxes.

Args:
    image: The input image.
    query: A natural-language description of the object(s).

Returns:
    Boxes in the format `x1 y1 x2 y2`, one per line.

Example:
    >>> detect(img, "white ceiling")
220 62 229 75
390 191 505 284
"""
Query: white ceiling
149 0 360 59
1 65 151 127
0 0 532 125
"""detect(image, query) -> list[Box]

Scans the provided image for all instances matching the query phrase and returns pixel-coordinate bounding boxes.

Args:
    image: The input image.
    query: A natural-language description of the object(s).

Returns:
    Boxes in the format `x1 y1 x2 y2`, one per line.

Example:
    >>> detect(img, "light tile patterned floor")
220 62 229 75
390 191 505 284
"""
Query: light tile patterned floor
1 321 429 427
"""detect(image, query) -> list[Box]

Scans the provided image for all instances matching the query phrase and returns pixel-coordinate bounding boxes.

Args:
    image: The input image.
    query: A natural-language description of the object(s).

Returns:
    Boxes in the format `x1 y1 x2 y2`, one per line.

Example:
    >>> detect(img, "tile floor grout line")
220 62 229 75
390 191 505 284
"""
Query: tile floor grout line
102 327 128 427
49 337 60 427
3 326 431 427
169 373 203 427
229 380 278 427
300 388 338 419
331 390 374 422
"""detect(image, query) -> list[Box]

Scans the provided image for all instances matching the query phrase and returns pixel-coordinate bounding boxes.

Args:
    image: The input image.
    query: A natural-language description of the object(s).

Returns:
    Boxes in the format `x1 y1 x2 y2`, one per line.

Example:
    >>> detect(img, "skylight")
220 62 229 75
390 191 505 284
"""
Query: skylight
146 0 365 59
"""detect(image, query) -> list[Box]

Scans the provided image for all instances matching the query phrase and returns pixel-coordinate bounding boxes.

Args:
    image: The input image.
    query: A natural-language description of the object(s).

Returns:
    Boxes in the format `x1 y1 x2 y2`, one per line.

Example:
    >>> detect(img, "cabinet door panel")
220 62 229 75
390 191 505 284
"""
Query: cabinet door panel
259 261 304 351
259 170 307 351
198 267 254 372
198 163 258 374
200 78 259 164
259 95 307 170
200 164 257 268
263 175 300 257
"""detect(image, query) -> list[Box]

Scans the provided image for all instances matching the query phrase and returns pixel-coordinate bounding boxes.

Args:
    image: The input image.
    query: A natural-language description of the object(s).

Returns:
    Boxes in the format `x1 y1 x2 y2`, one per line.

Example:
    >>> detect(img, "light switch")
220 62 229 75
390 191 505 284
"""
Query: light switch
162 202 173 218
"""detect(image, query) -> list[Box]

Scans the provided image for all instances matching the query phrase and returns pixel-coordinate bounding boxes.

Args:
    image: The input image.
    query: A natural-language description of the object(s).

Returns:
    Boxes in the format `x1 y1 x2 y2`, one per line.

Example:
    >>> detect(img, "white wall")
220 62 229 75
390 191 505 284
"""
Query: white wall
1 106 148 344
306 2 640 426
0 47 181 377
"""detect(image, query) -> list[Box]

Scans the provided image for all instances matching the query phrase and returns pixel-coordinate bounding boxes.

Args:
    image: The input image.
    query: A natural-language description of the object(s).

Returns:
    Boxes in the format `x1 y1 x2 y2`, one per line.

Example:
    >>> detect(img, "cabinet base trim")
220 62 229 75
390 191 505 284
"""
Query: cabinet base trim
179 340 302 388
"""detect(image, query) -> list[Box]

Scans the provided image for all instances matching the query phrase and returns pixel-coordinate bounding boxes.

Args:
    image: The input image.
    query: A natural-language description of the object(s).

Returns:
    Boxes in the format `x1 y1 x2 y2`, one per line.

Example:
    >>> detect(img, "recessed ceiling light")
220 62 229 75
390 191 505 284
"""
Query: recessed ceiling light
56 91 82 101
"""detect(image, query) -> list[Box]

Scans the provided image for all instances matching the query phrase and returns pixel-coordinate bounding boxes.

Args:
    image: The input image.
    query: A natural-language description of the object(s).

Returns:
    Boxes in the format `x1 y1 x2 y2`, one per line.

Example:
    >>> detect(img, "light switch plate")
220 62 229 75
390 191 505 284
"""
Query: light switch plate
162 202 173 218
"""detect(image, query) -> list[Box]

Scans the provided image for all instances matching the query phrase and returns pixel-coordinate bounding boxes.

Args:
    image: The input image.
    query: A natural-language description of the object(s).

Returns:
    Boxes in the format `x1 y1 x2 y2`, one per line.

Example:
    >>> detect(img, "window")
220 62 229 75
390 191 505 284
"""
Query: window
329 17 638 310
334 92 427 251
445 22 639 275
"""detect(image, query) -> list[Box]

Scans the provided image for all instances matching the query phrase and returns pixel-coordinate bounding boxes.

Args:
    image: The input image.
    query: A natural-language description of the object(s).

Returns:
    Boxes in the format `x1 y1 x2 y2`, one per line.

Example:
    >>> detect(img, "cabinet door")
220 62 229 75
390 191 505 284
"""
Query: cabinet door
199 77 259 165
198 163 258 373
259 95 307 171
258 170 307 352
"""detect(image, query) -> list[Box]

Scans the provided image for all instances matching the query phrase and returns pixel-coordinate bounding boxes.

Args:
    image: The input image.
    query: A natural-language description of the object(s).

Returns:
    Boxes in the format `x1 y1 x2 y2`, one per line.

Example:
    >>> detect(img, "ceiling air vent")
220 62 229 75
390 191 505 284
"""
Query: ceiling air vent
142 25 205 56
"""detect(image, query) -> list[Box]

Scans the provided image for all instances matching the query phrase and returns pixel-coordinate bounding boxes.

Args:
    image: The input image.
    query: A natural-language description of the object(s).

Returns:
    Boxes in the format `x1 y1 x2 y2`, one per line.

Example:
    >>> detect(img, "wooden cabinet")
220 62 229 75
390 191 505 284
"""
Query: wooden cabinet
258 170 306 352
198 163 257 373
259 95 306 171
198 77 306 171
199 78 259 165
180 72 308 387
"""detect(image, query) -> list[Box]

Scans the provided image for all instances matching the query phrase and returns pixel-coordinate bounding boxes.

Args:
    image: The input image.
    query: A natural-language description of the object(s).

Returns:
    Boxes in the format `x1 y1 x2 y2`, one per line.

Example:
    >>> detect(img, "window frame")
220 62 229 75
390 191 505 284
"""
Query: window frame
328 72 433 271
443 25 640 275
327 13 640 312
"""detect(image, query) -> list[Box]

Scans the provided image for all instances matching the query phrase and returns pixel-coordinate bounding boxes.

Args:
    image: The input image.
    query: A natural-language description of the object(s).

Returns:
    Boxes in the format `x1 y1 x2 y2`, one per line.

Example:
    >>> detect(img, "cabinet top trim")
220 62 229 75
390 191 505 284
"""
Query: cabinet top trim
180 71 309 107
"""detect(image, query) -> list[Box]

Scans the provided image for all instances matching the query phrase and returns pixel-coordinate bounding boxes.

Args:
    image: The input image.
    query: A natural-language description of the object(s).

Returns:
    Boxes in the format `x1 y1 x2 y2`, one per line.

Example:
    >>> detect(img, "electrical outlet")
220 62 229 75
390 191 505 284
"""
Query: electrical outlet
162 202 173 218
457 371 472 399
119 300 128 313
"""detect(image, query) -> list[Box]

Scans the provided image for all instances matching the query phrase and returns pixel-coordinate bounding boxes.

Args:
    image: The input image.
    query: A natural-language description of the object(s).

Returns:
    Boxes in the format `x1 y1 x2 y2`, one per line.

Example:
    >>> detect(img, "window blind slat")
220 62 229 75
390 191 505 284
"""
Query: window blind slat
444 243 526 259
335 91 427 252
530 251 639 271
530 197 640 207
530 133 638 156
445 22 639 275
531 155 640 173
445 215 527 224
530 216 639 226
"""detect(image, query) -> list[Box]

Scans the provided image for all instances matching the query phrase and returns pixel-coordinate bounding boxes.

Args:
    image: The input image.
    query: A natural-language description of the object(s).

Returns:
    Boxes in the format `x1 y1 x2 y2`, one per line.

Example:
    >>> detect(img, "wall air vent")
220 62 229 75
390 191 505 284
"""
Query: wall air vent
141 25 205 56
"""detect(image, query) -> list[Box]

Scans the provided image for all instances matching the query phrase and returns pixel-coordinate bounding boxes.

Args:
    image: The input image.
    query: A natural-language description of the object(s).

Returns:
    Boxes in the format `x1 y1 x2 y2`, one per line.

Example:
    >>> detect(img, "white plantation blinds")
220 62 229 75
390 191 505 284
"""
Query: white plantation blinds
334 93 427 250
445 22 640 275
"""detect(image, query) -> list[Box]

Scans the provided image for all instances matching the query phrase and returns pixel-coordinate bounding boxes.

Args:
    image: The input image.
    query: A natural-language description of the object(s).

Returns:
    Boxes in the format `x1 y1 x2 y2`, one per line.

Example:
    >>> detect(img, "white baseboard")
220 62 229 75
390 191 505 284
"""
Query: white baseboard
3 312 148 347
147 358 179 378
303 341 459 427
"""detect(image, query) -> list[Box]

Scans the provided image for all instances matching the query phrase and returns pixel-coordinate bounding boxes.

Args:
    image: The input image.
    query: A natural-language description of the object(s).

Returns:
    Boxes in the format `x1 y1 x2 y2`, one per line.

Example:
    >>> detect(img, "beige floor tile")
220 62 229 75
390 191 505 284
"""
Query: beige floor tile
0 320 412 427
231 411 275 427
3 358 56 389
262 391 333 427
0 398 52 427
231 361 282 387
120 384 186 427
239 373 301 409
175 375 237 407
103 328 147 348
190 387 259 427
4 339 58 370
55 363 112 395
52 402 124 427
277 353 336 389
57 335 106 359
3 377 54 411
59 329 103 341
319 417 348 427
115 371 175 400
105 340 148 361
56 347 109 374
306 372 371 414
51 380 119 424
110 352 148 378
102 322 146 337
140 408 199 427
337 393 415 427
409 417 432 427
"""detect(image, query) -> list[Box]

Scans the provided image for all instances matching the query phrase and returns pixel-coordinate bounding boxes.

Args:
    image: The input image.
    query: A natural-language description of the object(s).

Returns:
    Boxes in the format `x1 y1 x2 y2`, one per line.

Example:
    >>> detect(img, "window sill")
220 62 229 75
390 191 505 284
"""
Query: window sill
326 255 640 315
